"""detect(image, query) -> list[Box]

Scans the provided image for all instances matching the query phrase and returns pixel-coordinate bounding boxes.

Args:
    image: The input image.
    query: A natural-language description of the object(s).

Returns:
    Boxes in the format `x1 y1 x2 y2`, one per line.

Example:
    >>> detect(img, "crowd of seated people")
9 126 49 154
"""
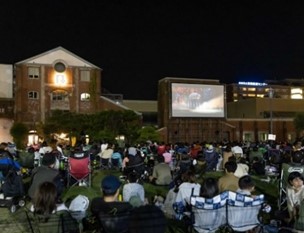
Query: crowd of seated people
4 138 304 232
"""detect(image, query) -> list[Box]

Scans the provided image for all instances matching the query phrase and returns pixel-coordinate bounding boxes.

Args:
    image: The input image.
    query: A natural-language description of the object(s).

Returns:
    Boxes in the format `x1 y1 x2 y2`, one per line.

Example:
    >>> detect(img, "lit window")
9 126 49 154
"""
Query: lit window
291 88 303 99
28 67 39 79
28 91 39 99
248 88 256 91
242 88 247 91
80 70 90 82
81 93 90 101
52 90 68 101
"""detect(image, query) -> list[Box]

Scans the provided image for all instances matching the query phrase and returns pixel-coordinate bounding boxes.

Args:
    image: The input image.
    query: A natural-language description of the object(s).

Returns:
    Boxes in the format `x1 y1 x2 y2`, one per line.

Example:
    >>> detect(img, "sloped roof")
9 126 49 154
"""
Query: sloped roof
15 46 101 69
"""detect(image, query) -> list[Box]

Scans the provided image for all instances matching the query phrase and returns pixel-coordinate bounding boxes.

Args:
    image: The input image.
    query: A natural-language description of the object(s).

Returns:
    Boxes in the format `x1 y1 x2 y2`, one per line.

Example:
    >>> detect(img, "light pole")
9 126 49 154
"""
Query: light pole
269 87 274 135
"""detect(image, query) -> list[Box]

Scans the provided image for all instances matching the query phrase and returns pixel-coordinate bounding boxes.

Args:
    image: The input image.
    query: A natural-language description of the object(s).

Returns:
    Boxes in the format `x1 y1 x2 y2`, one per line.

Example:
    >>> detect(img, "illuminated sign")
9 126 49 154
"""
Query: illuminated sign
238 82 267 86
55 73 67 85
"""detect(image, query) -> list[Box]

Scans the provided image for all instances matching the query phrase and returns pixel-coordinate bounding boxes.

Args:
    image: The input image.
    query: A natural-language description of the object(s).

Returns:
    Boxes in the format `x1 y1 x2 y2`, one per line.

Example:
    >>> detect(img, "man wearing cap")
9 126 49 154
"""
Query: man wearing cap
28 152 63 200
91 175 133 233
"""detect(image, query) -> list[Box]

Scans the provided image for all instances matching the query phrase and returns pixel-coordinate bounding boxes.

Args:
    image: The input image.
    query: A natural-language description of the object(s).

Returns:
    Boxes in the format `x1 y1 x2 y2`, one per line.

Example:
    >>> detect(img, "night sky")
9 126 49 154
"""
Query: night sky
1 1 304 100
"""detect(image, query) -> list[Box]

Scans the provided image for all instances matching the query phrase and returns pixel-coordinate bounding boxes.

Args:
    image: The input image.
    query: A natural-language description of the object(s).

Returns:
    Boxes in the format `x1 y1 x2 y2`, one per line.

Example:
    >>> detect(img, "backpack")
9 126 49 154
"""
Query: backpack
2 169 24 197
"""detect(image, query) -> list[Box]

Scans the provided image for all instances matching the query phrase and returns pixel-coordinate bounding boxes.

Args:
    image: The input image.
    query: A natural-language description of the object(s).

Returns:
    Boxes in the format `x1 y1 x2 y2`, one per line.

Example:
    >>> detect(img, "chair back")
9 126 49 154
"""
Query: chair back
226 191 264 232
69 154 90 179
190 191 228 233
100 158 110 169
26 209 79 233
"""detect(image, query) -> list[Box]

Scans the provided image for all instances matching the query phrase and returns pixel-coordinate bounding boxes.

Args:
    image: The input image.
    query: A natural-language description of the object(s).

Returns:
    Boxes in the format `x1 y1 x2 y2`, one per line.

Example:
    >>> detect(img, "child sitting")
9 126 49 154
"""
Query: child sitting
286 171 304 223
236 175 255 196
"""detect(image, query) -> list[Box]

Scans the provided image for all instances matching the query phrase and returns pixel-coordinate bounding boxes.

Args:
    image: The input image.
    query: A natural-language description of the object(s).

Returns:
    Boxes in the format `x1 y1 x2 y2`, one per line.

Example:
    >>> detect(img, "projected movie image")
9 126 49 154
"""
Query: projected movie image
171 83 225 118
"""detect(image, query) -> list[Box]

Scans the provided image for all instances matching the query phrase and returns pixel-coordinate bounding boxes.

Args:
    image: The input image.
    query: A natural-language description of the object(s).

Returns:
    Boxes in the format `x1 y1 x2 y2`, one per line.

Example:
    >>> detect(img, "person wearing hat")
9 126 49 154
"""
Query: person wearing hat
28 152 63 200
203 144 219 172
91 175 133 233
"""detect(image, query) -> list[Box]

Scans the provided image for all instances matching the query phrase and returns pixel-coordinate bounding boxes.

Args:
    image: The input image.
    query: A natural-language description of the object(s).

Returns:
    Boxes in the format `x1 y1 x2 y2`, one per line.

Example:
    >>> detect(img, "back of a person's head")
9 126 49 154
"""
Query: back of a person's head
101 175 122 197
200 177 219 198
157 155 165 163
128 171 139 183
33 181 57 215
129 205 166 233
225 161 237 173
181 170 196 183
41 152 56 167
291 150 304 164
224 145 231 152
228 156 237 163
238 175 255 190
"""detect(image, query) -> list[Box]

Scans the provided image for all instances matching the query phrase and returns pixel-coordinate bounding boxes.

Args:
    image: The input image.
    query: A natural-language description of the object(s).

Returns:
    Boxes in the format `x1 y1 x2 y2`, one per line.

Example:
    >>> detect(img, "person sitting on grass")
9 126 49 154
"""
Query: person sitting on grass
149 155 172 186
218 161 239 193
174 170 201 219
28 152 64 201
91 175 133 233
122 171 145 205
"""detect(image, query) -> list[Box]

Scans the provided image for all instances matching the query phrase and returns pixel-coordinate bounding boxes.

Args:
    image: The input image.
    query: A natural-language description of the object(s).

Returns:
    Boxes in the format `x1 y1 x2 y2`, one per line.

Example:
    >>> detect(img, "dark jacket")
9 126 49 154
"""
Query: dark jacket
28 165 61 199
91 197 133 233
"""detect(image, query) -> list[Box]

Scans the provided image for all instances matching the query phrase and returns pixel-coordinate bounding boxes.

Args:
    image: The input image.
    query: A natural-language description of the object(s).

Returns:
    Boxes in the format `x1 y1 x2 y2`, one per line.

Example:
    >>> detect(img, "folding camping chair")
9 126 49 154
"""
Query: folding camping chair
226 191 264 232
67 152 91 187
189 191 228 233
278 162 304 210
100 158 110 170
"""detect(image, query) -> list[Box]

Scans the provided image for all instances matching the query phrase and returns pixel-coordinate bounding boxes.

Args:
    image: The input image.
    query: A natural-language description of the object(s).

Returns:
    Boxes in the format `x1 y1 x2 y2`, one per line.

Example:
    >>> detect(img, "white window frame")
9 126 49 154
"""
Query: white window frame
28 91 39 99
28 67 40 79
80 93 90 101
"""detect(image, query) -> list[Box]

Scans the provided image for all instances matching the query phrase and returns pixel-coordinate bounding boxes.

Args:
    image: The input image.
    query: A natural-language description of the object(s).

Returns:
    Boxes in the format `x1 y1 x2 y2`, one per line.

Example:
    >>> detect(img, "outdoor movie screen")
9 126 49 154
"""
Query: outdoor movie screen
171 83 225 118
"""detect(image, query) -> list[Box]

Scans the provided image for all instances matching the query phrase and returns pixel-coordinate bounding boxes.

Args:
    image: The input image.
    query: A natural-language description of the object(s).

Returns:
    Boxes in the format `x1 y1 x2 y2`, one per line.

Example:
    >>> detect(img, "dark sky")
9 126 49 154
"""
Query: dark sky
1 1 304 100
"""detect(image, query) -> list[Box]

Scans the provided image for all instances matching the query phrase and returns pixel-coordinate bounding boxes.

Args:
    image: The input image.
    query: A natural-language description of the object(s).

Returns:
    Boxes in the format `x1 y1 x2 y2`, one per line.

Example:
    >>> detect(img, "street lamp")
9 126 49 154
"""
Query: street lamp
269 87 274 135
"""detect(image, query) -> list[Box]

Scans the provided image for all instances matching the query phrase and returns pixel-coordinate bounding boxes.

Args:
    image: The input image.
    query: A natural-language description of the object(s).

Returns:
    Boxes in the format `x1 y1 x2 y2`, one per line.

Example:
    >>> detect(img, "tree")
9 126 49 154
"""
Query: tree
10 122 28 149
137 125 160 143
42 110 142 145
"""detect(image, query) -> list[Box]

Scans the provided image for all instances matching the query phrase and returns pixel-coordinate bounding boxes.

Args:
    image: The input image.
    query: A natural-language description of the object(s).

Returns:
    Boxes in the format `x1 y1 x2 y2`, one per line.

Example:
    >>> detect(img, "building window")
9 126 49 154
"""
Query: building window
80 70 90 82
28 91 39 99
80 93 90 101
0 108 4 113
28 67 39 79
52 90 68 101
